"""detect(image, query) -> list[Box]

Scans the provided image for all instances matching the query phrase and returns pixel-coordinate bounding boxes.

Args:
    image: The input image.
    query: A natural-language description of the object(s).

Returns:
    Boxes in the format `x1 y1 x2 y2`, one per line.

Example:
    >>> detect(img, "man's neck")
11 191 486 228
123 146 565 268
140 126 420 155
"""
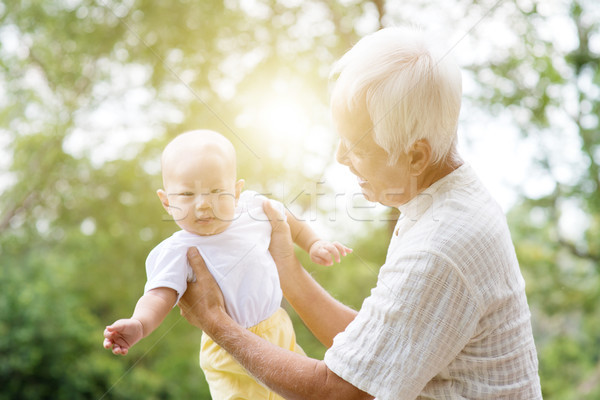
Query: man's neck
418 155 464 193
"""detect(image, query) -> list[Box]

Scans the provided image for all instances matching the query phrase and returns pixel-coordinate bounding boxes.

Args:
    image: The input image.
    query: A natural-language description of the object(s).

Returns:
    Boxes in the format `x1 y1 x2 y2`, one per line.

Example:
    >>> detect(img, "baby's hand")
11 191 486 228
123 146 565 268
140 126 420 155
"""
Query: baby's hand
103 318 144 356
309 240 352 266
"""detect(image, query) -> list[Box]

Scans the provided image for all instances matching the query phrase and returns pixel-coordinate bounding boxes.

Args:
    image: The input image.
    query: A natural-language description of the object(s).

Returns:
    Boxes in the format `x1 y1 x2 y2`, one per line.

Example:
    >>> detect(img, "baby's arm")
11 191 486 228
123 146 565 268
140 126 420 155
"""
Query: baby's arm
103 287 177 355
285 210 352 266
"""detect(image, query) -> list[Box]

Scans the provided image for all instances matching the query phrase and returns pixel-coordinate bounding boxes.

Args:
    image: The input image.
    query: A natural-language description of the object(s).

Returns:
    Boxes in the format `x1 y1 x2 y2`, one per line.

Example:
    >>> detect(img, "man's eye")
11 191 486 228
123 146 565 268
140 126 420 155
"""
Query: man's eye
351 146 369 156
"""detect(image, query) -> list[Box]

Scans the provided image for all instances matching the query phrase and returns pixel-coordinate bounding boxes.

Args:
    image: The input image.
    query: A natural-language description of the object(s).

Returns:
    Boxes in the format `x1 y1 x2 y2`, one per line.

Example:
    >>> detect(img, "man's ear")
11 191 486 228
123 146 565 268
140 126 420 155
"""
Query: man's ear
156 189 171 214
234 179 245 205
409 139 432 176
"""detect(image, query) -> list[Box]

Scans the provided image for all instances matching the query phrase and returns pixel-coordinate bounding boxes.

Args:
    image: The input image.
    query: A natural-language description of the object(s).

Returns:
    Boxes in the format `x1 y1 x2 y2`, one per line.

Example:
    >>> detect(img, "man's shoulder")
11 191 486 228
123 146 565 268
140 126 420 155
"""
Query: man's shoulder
395 178 516 272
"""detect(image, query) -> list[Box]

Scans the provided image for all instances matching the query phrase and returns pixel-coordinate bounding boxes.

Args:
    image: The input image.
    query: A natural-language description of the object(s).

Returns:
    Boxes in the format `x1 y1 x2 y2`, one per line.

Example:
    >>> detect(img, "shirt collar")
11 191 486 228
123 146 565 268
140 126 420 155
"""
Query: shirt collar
397 163 474 221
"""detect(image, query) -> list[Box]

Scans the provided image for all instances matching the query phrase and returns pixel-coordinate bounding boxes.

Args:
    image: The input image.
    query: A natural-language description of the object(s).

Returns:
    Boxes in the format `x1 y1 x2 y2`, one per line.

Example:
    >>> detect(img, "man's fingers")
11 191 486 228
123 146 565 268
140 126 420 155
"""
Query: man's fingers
187 247 207 273
262 200 286 230
179 297 192 318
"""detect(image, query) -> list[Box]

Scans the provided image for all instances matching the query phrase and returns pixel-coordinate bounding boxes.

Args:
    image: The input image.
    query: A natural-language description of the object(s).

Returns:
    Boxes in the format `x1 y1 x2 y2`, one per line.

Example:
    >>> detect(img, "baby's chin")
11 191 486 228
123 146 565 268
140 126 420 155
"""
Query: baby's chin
181 219 234 237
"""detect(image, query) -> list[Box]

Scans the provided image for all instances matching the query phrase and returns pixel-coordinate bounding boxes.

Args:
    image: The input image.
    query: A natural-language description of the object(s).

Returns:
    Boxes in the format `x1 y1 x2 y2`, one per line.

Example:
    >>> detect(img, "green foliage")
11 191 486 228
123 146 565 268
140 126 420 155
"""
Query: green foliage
473 1 600 397
0 257 173 400
0 0 367 397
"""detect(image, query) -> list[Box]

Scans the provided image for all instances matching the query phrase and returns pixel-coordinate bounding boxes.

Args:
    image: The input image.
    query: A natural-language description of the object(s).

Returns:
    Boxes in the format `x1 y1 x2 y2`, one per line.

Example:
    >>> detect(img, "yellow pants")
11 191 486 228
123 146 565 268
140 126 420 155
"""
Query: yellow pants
200 308 305 400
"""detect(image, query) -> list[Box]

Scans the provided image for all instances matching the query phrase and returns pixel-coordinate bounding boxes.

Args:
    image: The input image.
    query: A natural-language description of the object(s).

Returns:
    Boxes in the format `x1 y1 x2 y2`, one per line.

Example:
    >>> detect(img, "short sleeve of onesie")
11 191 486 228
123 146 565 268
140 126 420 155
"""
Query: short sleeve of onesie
144 241 191 304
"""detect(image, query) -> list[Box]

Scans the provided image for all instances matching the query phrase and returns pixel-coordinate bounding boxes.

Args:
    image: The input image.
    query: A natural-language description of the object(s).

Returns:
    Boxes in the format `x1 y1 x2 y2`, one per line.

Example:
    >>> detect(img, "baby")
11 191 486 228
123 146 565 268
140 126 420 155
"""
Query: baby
103 129 351 399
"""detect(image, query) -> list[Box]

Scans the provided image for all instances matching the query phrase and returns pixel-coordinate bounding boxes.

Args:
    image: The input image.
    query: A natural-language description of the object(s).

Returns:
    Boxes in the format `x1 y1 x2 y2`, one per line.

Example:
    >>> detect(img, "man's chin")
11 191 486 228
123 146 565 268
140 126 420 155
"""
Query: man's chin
360 188 403 208
359 188 377 203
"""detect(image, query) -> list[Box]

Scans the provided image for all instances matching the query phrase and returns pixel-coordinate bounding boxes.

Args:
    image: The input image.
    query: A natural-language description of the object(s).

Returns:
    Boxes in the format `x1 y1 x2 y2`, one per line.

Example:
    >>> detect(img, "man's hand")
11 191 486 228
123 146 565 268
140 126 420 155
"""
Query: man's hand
179 247 228 335
263 200 301 279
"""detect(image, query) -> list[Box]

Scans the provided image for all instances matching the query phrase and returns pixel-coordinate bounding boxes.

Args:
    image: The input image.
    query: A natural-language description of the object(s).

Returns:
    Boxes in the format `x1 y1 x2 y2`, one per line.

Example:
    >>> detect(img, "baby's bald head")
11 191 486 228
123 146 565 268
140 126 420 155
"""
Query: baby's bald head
161 130 237 189
157 130 244 236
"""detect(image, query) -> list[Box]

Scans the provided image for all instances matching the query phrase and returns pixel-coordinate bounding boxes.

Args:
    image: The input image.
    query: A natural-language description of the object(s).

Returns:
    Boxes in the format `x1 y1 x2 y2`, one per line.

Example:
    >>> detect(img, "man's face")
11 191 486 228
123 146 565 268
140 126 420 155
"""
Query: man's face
333 104 416 208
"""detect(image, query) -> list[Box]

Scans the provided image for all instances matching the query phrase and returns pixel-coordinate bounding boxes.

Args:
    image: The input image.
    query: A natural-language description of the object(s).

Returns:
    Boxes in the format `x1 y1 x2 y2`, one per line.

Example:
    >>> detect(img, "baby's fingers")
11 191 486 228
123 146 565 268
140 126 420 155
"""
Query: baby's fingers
104 326 119 340
319 248 334 264
321 244 341 263
312 248 333 266
112 344 128 356
333 242 353 257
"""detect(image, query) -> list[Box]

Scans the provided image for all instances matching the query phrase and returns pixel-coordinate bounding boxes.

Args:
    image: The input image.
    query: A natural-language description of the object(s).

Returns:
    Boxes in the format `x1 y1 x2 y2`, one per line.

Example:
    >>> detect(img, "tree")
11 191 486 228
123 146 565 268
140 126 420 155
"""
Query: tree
0 0 381 397
3 0 595 397
465 1 600 398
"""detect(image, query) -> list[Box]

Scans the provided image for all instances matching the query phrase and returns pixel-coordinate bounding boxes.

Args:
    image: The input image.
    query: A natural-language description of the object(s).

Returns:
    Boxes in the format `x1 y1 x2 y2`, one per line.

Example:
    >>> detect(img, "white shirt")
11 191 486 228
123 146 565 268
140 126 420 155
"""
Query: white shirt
324 164 542 399
144 191 284 328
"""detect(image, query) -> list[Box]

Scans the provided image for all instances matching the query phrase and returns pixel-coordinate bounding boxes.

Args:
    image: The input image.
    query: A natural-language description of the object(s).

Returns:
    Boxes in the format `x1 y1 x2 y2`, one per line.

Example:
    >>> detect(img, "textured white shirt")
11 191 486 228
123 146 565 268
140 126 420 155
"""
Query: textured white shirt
145 191 284 328
324 164 542 399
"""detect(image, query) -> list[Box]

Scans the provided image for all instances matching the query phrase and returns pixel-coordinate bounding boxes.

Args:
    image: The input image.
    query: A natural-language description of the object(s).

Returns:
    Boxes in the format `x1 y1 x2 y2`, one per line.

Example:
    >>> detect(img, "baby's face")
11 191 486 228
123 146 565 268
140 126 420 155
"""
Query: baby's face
160 153 243 236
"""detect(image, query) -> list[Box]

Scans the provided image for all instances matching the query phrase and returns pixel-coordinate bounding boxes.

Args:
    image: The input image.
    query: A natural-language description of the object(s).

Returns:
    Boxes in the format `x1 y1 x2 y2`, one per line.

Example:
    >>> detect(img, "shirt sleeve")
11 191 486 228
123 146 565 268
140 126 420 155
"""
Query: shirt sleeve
324 250 482 400
144 243 189 305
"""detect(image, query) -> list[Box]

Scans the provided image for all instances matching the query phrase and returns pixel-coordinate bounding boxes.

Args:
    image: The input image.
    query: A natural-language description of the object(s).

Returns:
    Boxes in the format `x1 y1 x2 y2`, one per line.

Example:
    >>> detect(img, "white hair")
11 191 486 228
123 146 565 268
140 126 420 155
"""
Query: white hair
330 26 462 164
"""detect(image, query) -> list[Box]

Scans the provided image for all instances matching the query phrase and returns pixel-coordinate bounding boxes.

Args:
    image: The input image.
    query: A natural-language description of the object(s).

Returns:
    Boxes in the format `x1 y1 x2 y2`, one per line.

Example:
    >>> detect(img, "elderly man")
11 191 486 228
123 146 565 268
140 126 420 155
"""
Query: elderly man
179 27 543 399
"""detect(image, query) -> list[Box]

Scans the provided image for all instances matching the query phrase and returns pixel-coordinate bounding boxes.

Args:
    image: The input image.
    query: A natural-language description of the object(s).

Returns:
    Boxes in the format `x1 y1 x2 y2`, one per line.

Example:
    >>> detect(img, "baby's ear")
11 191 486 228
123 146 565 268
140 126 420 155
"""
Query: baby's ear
235 179 245 203
156 189 171 214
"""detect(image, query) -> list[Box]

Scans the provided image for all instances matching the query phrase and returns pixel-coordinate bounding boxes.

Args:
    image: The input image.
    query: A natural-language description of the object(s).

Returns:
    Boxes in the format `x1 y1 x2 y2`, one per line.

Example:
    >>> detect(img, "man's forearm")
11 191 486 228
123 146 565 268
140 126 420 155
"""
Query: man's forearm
208 312 372 400
179 246 371 399
283 258 358 348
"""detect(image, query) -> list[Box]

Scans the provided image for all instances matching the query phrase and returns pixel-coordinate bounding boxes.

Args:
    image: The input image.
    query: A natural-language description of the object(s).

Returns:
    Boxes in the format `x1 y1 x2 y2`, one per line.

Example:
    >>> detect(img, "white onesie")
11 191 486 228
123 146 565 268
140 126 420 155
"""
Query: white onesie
144 190 284 328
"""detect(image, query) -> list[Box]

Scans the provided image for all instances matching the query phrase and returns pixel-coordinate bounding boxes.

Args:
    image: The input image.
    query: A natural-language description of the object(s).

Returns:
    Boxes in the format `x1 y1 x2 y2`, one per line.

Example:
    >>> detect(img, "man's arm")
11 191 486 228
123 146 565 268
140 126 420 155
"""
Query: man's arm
267 201 357 347
179 248 373 400
277 255 358 348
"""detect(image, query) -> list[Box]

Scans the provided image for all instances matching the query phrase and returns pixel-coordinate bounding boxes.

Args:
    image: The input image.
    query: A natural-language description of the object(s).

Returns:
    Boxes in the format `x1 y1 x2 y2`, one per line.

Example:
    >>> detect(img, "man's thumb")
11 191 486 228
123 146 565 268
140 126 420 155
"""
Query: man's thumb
262 200 286 227
187 247 207 272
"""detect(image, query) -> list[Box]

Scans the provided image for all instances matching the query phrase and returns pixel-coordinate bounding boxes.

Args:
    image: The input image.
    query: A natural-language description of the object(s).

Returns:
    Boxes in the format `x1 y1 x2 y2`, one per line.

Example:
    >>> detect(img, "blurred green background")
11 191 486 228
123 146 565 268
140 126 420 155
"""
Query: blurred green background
1 0 599 399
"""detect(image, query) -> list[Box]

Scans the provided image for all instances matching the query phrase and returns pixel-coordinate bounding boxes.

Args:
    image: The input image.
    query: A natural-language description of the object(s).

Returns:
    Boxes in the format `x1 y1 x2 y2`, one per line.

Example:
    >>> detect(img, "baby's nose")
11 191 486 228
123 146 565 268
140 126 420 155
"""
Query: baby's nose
195 194 211 209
